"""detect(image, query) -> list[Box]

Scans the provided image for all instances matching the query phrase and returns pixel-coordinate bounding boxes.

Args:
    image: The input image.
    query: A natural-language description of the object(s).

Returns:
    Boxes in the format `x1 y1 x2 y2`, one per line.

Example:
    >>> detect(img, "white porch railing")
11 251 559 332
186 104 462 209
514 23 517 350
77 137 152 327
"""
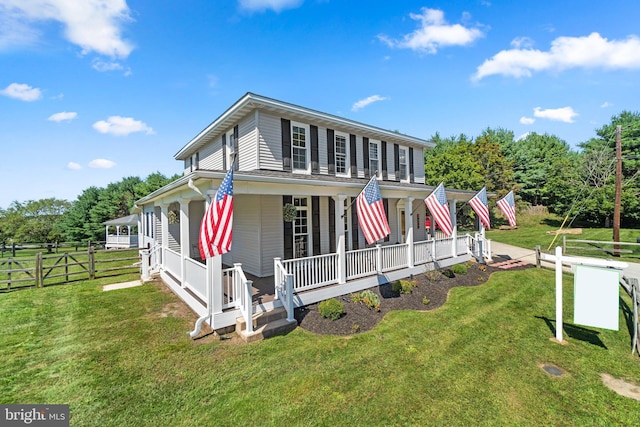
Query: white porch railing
470 233 492 261
381 243 408 272
457 235 470 256
435 238 453 260
279 252 340 292
106 234 138 248
165 248 182 279
413 239 434 265
221 265 243 310
274 258 295 322
233 263 254 334
346 247 378 280
184 257 206 302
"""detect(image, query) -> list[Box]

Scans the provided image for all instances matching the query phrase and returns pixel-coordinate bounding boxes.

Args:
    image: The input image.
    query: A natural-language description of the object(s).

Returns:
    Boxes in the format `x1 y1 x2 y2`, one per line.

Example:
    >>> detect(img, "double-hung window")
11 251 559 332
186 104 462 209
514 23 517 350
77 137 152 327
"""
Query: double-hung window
225 130 235 171
335 132 349 176
369 140 380 178
291 122 309 172
398 146 408 182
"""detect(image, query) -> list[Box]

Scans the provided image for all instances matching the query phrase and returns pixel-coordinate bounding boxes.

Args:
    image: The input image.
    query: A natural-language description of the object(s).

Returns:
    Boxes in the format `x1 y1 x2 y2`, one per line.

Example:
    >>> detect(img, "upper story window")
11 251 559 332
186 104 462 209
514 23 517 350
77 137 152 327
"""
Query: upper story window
225 129 235 171
335 132 349 176
291 122 309 172
369 140 380 178
398 146 409 182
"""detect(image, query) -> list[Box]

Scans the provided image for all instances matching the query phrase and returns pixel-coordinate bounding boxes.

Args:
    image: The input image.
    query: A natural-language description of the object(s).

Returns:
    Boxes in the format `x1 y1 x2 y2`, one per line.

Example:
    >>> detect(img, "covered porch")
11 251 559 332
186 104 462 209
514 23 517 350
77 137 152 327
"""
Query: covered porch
104 214 139 249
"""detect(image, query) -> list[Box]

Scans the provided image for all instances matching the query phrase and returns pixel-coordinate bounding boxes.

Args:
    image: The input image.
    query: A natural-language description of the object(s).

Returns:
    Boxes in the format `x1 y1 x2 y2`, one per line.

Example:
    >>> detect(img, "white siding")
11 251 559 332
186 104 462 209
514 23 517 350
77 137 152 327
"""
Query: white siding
188 200 205 258
198 142 216 171
385 142 396 181
318 126 328 175
227 194 261 276
257 112 282 171
413 147 425 184
260 195 283 277
355 135 364 178
387 200 400 244
413 202 427 241
320 196 330 254
238 114 257 171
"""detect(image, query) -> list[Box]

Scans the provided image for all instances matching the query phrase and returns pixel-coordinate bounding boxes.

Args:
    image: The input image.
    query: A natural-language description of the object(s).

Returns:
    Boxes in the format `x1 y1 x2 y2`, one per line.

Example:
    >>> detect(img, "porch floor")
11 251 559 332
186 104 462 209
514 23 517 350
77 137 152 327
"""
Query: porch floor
245 272 276 305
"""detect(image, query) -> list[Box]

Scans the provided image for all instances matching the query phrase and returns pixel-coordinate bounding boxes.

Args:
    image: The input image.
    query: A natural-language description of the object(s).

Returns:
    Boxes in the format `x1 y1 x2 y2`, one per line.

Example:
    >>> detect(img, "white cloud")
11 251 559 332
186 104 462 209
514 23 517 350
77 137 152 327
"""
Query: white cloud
67 161 81 170
510 37 534 49
238 0 303 13
601 101 612 108
533 106 578 123
378 8 484 54
48 111 77 122
474 32 640 80
93 116 154 136
516 132 530 141
520 116 535 125
352 95 388 112
89 158 116 169
0 82 42 101
0 0 134 58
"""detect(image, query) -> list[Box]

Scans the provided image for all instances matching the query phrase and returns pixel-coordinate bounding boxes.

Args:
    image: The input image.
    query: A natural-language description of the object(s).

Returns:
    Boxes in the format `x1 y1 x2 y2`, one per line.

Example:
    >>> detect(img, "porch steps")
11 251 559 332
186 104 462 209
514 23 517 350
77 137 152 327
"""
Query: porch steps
490 259 529 269
235 307 297 343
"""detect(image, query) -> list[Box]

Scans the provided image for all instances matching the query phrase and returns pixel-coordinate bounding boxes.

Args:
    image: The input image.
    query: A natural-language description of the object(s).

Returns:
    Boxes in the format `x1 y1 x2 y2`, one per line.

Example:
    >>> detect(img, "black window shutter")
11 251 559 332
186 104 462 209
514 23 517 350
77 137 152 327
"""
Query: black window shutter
351 197 359 250
195 152 200 170
222 134 227 171
409 147 415 183
393 143 400 182
283 196 293 259
383 198 390 242
381 141 388 180
233 125 239 171
281 119 292 172
362 137 370 178
311 125 319 174
349 134 357 176
327 129 335 175
312 196 320 255
328 197 335 252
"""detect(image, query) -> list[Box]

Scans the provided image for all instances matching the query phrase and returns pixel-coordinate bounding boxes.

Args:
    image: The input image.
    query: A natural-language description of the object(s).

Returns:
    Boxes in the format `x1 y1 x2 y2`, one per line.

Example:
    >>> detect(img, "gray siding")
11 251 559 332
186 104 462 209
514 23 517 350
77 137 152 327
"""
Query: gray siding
355 135 364 179
318 125 328 175
228 194 261 275
188 200 205 258
320 196 330 254
257 111 282 171
385 142 396 181
260 195 283 277
413 147 425 184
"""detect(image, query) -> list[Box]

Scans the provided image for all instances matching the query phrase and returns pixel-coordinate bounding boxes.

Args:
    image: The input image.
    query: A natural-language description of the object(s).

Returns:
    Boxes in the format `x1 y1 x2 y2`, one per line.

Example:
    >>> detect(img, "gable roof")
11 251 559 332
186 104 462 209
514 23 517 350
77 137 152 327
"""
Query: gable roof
103 214 139 226
174 92 435 160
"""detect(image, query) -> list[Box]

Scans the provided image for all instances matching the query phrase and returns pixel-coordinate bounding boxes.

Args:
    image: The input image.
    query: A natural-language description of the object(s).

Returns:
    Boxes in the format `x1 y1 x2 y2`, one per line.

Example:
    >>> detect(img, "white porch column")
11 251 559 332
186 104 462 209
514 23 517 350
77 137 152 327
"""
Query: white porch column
137 215 143 249
334 194 347 284
179 198 191 287
450 199 457 258
405 197 414 268
159 202 170 267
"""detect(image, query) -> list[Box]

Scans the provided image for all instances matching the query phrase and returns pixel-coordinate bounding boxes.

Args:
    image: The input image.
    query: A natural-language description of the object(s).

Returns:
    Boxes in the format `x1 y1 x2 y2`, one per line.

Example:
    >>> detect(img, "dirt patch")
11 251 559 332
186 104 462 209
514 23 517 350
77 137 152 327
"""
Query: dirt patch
601 373 640 401
295 258 532 336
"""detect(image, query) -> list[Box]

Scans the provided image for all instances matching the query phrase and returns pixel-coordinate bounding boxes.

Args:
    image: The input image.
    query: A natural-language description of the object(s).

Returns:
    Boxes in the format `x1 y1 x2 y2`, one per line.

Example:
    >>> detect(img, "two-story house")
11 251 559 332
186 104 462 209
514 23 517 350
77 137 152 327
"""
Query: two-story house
135 93 486 338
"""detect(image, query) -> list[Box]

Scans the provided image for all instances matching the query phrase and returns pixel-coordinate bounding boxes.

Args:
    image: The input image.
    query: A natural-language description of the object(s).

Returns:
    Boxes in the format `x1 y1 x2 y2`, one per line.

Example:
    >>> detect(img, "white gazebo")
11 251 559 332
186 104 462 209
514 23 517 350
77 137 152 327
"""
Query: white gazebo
104 214 140 249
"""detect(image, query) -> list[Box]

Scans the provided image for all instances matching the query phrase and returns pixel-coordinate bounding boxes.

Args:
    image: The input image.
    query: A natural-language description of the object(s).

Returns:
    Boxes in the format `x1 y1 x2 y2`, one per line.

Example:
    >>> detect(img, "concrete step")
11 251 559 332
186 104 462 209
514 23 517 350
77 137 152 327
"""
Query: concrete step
236 317 297 343
236 306 290 332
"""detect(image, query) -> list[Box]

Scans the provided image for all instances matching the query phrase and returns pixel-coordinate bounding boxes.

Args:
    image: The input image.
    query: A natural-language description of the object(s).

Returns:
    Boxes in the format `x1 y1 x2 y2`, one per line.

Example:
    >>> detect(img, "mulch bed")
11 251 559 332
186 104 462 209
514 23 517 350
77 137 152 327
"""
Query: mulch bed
294 258 533 336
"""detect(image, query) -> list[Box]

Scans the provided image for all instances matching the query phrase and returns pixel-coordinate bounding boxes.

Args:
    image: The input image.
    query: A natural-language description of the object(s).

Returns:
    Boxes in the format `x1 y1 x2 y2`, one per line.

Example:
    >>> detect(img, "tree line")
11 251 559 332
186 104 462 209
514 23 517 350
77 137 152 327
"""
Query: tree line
0 172 179 245
1 111 638 246
424 111 640 229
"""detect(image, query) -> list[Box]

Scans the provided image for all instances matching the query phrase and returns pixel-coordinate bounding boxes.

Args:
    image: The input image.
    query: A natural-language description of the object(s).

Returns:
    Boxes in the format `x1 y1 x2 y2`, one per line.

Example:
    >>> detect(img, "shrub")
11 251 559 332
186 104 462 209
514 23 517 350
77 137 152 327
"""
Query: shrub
442 269 455 278
424 270 441 281
359 289 381 311
422 297 430 305
318 298 344 320
392 279 418 294
451 263 468 275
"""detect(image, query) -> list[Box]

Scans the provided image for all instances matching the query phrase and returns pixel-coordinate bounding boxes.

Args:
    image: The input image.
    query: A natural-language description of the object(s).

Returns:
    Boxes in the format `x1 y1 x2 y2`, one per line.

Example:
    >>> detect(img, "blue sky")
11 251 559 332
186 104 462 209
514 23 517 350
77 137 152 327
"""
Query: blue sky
1 0 640 208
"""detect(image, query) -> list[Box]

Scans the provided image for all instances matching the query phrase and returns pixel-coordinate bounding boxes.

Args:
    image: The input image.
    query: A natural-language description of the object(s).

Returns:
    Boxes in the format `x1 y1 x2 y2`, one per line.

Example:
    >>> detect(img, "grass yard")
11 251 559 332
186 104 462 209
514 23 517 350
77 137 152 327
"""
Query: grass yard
487 213 640 262
1 268 639 426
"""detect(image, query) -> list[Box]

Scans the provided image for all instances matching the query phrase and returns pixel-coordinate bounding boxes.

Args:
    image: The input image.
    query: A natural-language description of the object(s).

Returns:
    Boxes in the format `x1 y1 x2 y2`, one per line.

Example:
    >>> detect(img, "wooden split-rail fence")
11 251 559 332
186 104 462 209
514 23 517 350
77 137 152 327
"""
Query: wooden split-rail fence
0 247 140 291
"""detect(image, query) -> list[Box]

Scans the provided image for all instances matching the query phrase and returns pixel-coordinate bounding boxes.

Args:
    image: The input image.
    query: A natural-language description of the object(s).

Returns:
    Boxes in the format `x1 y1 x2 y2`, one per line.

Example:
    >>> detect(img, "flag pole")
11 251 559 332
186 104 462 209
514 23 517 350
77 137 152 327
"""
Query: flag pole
341 172 378 219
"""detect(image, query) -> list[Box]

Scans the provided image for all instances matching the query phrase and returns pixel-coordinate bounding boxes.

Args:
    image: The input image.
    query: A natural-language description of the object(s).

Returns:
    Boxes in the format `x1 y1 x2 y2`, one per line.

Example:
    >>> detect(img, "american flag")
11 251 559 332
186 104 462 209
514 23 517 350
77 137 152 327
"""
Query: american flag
199 168 233 259
356 177 390 245
497 190 516 227
469 187 491 230
424 183 453 236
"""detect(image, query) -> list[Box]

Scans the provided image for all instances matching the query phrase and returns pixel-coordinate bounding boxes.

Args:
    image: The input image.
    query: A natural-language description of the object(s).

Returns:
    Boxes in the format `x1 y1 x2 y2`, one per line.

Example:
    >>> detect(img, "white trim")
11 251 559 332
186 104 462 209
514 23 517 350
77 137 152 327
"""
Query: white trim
368 139 381 179
291 121 311 174
398 145 409 183
334 131 350 177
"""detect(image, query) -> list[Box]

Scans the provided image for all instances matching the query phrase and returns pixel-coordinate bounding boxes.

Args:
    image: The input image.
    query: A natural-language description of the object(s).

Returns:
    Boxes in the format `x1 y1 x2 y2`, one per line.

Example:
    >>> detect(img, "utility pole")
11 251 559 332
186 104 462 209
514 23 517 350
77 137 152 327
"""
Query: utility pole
613 125 622 256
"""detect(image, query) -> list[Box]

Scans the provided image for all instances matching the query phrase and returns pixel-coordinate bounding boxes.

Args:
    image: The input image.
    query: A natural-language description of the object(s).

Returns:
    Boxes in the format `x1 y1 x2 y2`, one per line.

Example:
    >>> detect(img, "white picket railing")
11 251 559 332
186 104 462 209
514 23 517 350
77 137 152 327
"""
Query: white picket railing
221 265 242 310
165 248 182 279
279 252 340 292
274 258 295 322
457 235 470 256
346 247 378 280
381 243 408 272
413 239 434 265
233 263 254 333
184 257 206 302
434 238 453 260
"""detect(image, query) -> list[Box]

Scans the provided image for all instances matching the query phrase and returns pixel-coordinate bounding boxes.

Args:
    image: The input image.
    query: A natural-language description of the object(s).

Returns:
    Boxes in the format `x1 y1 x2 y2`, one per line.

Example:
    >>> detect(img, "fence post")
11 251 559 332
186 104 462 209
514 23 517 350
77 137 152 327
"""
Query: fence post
376 244 382 274
562 236 566 255
88 246 95 279
35 252 42 288
12 242 16 257
535 246 541 269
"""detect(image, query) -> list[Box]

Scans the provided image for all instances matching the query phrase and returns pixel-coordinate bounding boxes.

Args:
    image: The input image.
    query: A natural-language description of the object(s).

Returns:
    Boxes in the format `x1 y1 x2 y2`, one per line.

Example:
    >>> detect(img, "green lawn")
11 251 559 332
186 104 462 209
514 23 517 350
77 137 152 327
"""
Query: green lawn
1 269 639 425
487 213 640 261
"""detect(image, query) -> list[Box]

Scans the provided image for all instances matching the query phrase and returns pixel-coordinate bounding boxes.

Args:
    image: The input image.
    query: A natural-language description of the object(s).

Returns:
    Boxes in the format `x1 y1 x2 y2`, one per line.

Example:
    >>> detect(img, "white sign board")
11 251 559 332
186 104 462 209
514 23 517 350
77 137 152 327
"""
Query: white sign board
573 265 620 331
